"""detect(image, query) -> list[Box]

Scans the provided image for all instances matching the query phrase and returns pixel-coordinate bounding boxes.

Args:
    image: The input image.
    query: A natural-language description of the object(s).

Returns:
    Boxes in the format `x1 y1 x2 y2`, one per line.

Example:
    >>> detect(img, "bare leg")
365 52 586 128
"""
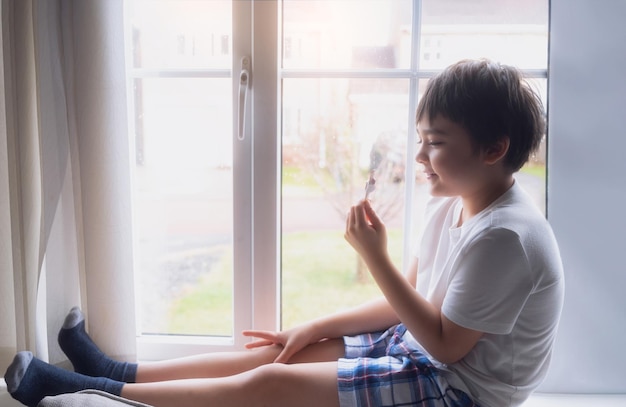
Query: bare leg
124 361 340 407
4 350 340 407
136 345 281 382
137 337 345 382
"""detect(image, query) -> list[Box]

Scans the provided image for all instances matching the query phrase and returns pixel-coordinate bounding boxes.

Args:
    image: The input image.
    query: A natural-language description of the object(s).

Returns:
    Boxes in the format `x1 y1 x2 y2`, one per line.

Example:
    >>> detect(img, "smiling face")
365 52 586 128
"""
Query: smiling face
416 115 495 200
415 60 545 174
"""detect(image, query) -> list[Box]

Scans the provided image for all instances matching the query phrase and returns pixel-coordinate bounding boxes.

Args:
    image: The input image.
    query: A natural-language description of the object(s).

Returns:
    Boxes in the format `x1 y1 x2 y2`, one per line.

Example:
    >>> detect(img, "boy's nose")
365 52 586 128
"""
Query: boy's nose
415 144 427 164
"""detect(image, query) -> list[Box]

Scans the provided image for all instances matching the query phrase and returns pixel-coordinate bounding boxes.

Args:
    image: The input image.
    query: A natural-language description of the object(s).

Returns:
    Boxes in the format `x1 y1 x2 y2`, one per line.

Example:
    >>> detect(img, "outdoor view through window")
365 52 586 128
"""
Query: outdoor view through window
127 0 548 339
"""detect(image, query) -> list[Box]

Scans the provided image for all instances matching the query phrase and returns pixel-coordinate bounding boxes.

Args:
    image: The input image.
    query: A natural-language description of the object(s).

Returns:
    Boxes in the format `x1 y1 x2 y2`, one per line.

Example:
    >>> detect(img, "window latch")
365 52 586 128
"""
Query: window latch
238 56 250 141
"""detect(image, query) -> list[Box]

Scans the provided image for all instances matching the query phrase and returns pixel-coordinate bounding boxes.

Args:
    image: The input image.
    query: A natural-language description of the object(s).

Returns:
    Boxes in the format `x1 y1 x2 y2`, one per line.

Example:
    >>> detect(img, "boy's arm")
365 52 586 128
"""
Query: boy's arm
346 200 483 364
311 295 400 339
244 281 407 363
366 252 482 364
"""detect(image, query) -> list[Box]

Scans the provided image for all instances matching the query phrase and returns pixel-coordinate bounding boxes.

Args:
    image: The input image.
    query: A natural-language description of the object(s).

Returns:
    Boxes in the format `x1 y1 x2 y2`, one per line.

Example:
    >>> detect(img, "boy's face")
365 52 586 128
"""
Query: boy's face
415 115 493 198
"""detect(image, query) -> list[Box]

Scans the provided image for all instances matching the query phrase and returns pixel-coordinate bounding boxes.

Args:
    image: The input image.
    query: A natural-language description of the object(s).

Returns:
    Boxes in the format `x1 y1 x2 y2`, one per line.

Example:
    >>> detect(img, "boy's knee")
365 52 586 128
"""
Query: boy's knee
246 363 292 395
252 362 291 382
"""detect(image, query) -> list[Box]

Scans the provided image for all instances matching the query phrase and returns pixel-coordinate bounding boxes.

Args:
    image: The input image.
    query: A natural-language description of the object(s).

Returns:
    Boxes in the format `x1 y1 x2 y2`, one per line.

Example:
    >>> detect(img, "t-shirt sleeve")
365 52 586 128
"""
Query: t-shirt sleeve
442 228 534 335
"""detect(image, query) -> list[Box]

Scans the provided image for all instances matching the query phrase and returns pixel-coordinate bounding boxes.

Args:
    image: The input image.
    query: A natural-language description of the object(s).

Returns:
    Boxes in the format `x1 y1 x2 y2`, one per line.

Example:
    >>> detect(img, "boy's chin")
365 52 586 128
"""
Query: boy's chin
427 186 455 198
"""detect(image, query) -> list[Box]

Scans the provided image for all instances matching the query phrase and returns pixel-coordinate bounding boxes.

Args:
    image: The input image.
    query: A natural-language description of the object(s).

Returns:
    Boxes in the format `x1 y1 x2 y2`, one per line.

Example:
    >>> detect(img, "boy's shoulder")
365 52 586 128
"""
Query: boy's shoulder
488 182 548 227
422 181 551 243
475 183 559 258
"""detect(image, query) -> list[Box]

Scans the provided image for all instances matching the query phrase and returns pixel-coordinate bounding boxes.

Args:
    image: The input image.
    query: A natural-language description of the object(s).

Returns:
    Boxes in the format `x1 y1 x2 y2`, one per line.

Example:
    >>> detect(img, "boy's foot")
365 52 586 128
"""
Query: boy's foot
3 351 124 407
58 307 137 382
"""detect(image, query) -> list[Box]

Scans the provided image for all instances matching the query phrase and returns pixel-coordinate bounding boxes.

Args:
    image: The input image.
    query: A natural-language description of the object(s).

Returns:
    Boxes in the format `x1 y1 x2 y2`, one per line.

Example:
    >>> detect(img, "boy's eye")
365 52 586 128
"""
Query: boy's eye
417 137 443 146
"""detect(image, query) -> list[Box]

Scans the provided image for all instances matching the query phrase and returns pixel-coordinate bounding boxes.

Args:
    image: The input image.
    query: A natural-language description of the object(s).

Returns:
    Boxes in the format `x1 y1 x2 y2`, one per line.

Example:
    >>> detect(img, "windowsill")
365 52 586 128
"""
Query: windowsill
0 379 23 407
2 377 625 406
525 393 626 406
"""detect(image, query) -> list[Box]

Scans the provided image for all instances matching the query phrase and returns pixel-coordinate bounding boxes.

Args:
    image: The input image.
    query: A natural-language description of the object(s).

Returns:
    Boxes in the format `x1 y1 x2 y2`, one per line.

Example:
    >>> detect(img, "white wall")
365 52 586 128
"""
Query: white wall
541 0 626 393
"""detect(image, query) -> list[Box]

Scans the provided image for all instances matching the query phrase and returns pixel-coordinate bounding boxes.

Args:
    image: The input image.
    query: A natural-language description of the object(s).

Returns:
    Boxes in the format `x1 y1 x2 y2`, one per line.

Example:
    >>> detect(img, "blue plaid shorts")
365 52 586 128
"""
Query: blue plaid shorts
337 324 479 407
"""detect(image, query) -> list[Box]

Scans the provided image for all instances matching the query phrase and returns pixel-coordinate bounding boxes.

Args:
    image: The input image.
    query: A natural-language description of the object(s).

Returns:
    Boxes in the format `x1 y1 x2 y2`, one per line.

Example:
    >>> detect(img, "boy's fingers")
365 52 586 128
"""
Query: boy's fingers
274 349 290 364
242 330 283 347
352 201 367 227
274 343 298 364
244 339 273 349
242 329 270 339
363 200 382 227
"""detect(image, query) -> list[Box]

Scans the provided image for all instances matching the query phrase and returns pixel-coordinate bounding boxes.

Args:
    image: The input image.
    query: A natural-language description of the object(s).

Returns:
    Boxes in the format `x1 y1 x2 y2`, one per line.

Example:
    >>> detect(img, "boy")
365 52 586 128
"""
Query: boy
4 59 564 407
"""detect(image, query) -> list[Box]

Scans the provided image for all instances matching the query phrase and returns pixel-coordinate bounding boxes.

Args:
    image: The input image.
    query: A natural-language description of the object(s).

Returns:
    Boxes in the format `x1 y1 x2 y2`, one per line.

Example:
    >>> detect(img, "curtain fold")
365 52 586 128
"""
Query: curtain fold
0 0 136 373
1 0 42 367
71 0 137 364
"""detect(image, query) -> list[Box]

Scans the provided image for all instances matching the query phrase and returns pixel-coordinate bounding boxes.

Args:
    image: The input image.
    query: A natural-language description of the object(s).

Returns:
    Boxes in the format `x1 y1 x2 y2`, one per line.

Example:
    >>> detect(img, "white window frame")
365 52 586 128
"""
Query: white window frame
125 0 548 360
124 0 262 360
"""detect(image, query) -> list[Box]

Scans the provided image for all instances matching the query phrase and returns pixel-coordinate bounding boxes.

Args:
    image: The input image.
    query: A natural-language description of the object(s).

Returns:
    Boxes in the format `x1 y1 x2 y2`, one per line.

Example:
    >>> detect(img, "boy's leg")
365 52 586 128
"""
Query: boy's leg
58 305 277 382
5 352 341 407
4 352 125 407
59 306 345 383
58 307 137 382
123 361 341 407
136 337 345 382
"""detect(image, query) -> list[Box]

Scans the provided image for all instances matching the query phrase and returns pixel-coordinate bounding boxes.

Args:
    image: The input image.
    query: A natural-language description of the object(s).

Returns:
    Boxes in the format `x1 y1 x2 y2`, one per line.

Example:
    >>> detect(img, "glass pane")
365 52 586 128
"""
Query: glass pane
132 78 233 336
519 77 547 213
130 0 231 69
282 0 413 70
420 0 549 70
281 78 411 328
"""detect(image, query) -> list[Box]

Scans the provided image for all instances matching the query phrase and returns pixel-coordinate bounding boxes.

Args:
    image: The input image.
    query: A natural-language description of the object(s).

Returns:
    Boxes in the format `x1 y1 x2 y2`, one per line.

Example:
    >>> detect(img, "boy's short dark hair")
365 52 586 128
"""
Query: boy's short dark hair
416 59 545 172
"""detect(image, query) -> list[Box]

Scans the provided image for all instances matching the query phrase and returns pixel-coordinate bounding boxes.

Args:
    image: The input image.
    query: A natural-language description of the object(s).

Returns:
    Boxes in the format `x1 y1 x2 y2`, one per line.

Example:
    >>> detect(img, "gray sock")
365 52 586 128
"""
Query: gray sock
3 351 124 407
4 349 33 393
58 307 137 382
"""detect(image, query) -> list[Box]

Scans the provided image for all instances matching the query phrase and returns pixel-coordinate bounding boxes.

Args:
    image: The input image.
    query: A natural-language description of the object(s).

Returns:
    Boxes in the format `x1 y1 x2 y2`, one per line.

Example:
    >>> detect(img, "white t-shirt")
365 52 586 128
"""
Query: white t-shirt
412 181 564 407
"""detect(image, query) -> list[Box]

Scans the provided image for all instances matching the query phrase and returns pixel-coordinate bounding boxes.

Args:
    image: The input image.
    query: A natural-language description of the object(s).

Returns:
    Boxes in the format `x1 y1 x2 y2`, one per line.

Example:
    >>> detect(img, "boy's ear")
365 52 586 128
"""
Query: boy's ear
483 137 510 165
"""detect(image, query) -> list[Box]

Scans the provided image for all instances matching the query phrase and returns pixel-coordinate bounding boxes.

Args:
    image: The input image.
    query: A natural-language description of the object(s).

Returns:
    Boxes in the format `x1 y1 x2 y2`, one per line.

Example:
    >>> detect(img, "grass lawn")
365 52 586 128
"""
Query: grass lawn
167 246 234 336
281 229 403 328
520 162 545 178
167 228 404 335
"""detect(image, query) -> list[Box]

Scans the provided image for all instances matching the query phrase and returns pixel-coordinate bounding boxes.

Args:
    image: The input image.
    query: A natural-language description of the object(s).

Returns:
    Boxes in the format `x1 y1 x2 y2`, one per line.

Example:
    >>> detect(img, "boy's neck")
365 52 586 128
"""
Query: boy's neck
458 175 514 226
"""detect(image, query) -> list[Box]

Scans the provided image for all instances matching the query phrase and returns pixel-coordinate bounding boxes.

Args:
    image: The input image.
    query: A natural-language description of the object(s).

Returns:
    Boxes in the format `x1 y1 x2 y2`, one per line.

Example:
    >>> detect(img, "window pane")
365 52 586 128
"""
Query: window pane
420 0 548 69
282 0 413 69
519 77 547 213
130 0 231 69
132 78 233 336
281 78 411 328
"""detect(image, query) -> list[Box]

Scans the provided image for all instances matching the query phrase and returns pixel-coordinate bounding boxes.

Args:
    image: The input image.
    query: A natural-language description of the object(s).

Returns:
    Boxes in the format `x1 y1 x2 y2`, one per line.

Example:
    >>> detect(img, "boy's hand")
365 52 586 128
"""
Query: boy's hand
242 323 320 364
344 199 388 264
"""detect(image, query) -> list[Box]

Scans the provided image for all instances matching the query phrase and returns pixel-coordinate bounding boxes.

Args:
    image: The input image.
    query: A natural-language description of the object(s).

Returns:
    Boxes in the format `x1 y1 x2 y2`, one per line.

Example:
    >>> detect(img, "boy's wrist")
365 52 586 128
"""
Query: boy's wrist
307 315 340 340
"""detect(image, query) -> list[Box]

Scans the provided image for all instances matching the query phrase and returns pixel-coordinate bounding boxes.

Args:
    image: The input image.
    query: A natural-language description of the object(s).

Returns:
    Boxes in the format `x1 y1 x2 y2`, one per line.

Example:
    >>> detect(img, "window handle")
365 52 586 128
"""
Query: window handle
238 56 250 141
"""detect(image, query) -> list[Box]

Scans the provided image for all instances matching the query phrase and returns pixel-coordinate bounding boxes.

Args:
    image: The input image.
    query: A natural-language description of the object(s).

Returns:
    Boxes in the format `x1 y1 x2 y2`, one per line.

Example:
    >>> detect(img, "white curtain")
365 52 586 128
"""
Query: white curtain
0 0 136 373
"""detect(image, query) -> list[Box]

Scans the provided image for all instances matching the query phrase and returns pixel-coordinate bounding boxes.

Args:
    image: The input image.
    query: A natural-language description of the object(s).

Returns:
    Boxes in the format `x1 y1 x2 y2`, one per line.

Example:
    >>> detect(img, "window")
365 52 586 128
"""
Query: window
126 1 250 358
280 0 548 328
125 0 548 359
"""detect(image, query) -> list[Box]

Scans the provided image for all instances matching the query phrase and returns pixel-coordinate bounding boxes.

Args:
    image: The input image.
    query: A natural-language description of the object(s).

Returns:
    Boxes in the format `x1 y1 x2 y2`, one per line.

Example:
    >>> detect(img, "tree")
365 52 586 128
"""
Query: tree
297 121 407 282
